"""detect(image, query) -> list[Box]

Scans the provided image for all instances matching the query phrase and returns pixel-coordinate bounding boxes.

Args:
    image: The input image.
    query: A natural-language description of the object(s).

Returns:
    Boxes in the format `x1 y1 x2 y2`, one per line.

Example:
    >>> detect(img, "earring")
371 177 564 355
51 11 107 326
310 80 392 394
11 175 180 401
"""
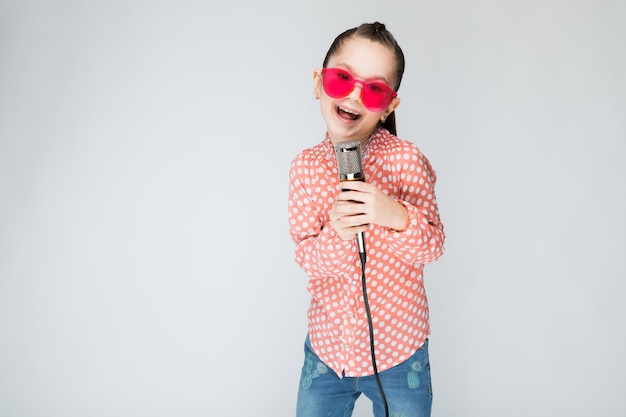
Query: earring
315 89 320 99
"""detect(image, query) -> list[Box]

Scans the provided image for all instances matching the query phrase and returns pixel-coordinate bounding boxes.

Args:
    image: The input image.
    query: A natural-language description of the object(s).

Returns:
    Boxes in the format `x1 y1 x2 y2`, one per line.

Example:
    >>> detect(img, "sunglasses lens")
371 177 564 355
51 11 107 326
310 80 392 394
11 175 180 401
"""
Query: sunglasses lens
361 83 393 112
322 69 354 98
322 68 396 112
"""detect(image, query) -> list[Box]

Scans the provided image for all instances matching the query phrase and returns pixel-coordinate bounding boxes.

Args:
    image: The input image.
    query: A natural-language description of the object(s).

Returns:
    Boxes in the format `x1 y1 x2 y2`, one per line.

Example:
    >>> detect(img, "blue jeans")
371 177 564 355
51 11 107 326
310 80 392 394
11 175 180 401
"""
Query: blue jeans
296 337 432 417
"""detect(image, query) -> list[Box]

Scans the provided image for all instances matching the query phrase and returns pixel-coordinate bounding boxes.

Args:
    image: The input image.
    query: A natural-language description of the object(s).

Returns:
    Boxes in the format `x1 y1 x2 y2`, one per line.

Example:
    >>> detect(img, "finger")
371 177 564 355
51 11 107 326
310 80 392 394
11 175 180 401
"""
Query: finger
337 180 368 192
343 223 370 235
331 201 356 217
336 190 369 204
335 203 370 220
338 213 368 227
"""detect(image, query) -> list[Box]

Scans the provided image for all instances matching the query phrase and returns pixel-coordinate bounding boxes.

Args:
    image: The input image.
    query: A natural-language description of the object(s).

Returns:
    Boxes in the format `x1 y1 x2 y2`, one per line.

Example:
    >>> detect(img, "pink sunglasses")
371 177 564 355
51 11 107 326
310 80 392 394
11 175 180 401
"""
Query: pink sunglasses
321 67 397 112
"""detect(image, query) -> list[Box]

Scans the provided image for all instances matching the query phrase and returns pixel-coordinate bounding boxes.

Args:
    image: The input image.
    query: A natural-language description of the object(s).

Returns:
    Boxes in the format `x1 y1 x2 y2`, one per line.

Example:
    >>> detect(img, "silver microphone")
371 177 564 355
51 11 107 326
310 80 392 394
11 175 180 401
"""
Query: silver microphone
334 140 366 258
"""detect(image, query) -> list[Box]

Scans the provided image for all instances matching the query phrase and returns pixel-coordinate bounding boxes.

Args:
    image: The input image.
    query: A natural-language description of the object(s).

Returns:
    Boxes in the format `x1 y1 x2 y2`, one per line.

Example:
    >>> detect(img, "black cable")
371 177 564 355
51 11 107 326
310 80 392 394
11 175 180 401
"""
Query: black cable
359 251 388 417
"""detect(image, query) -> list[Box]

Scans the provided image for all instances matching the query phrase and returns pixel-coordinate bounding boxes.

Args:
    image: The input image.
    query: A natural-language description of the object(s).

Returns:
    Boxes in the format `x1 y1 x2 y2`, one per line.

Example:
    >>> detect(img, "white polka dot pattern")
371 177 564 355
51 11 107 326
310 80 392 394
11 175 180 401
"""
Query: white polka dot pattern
288 128 445 377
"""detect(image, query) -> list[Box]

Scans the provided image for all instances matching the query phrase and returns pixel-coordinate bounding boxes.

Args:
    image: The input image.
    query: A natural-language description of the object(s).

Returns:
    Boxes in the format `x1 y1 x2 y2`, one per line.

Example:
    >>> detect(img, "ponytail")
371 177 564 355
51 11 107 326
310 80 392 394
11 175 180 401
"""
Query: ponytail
380 112 397 136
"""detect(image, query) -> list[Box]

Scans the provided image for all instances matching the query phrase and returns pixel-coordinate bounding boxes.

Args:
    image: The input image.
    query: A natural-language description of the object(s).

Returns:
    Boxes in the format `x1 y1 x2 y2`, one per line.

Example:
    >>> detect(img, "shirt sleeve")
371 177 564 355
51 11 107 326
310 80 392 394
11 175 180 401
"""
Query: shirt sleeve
288 156 358 278
384 147 446 266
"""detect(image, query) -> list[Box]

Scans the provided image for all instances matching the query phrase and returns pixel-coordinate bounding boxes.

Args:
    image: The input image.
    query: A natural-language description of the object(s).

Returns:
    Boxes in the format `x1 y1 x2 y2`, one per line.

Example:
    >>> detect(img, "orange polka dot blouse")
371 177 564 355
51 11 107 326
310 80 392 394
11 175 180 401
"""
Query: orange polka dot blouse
288 127 446 378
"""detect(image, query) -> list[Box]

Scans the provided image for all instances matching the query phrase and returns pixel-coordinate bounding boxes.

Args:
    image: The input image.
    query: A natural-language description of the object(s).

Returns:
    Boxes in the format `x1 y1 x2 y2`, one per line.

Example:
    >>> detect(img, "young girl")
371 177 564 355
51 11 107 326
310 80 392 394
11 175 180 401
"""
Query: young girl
288 22 445 417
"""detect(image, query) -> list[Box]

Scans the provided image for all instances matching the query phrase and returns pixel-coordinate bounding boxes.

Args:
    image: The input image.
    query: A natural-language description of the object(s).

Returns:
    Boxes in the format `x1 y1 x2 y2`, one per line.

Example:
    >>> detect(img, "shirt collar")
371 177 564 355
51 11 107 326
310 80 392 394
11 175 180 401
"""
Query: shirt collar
323 127 387 159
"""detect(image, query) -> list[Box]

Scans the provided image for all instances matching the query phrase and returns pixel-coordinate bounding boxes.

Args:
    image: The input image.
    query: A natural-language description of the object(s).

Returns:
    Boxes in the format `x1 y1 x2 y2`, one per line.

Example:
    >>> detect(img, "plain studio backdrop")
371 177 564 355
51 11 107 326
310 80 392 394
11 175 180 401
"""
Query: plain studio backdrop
1 1 625 416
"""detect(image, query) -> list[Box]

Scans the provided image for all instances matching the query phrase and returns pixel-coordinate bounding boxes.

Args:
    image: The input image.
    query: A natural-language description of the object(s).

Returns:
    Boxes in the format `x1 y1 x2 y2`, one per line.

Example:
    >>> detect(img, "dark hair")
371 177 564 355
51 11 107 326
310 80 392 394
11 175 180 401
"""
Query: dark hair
322 22 405 135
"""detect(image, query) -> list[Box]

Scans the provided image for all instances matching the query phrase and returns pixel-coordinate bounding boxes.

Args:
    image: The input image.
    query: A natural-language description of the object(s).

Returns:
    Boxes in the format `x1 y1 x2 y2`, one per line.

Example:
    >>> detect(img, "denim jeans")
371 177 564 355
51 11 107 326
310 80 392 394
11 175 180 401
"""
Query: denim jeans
296 337 432 417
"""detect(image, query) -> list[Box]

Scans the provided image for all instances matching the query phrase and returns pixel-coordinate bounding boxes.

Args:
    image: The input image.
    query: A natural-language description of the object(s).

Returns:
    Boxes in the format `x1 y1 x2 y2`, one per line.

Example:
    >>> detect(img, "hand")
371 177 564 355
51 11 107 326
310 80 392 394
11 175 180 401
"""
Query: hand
328 181 409 241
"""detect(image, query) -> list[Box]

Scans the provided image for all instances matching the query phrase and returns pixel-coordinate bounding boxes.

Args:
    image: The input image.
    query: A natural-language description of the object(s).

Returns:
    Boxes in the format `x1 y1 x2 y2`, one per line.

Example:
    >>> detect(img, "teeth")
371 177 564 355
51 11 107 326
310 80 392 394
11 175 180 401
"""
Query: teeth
338 106 358 116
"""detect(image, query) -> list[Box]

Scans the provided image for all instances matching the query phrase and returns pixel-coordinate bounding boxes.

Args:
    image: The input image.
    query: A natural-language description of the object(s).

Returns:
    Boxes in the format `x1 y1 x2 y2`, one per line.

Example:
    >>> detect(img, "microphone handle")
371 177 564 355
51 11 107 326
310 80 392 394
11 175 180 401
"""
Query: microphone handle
356 232 366 256
340 180 367 258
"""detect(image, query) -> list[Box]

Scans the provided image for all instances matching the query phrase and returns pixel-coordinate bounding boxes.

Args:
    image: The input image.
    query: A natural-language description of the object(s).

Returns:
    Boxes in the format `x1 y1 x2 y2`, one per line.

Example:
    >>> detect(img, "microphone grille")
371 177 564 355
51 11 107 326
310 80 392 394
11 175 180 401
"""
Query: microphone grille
334 140 364 180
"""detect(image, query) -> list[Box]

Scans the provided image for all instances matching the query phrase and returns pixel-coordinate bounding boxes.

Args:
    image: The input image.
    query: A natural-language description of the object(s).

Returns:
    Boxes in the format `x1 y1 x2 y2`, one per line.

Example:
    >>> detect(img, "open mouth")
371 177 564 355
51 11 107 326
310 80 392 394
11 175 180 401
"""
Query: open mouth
336 105 361 121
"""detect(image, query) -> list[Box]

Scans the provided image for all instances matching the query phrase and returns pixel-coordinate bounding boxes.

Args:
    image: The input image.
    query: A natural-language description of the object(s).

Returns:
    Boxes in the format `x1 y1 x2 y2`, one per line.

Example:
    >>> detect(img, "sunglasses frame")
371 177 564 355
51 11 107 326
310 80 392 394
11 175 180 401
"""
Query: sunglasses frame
321 67 398 112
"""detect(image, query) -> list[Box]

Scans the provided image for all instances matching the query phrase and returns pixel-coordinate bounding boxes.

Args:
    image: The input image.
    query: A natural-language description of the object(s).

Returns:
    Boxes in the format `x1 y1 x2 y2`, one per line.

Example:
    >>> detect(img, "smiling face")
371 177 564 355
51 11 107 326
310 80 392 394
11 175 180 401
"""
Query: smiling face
314 36 401 145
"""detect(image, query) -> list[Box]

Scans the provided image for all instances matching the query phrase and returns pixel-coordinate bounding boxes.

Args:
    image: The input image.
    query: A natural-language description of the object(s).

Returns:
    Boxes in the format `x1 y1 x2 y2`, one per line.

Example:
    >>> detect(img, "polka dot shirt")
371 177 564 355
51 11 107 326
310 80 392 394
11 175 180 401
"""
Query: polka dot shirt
288 128 446 378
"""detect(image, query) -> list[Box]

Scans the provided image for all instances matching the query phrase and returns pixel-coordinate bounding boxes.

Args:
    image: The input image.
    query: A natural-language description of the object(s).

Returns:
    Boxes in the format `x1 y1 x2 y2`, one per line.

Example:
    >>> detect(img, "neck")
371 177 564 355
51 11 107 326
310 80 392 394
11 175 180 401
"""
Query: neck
328 130 376 147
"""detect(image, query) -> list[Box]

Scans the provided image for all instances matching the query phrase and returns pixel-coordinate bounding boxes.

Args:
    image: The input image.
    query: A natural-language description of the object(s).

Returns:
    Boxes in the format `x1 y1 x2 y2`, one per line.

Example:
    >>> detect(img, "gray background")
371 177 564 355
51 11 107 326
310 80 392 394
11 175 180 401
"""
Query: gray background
1 1 625 416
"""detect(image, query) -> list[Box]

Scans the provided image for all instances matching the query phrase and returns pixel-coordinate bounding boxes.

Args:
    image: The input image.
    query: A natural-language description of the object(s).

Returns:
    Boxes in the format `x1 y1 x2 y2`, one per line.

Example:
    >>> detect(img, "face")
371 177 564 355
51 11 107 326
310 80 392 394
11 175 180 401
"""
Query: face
313 37 401 145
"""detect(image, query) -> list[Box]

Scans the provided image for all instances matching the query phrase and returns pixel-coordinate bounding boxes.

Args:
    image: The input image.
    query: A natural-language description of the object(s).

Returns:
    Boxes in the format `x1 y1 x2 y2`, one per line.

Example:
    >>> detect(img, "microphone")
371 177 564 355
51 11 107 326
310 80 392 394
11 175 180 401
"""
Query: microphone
335 140 387 416
334 140 366 260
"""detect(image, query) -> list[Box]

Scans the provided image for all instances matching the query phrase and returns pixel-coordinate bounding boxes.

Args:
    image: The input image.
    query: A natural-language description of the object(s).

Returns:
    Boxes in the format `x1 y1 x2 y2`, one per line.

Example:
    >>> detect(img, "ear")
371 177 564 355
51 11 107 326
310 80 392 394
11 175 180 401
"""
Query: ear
382 97 401 121
313 69 322 99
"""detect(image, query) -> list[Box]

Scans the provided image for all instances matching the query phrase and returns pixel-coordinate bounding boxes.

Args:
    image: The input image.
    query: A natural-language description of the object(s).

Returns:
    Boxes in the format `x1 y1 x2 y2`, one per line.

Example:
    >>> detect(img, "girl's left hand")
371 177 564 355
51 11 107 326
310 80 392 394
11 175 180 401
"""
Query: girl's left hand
329 181 409 232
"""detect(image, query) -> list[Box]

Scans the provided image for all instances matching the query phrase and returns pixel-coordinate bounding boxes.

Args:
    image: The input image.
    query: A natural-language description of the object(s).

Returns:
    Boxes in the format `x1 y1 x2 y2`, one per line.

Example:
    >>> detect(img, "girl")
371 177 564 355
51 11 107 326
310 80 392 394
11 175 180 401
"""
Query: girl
288 22 445 417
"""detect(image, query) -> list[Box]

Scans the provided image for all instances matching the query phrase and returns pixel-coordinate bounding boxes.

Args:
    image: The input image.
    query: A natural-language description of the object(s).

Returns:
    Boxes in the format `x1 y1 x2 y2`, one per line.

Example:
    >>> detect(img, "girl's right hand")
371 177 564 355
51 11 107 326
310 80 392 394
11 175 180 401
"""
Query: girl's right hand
328 199 370 241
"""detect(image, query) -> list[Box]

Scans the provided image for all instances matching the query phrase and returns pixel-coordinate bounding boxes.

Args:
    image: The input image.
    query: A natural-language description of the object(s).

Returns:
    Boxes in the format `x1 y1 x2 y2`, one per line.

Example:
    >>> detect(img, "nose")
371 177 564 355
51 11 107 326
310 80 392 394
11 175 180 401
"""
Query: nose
347 81 364 103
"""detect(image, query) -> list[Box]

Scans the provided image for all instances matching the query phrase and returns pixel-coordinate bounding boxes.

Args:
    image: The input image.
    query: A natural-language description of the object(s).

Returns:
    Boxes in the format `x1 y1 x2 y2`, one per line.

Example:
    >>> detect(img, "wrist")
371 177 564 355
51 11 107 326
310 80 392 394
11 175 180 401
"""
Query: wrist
390 201 409 232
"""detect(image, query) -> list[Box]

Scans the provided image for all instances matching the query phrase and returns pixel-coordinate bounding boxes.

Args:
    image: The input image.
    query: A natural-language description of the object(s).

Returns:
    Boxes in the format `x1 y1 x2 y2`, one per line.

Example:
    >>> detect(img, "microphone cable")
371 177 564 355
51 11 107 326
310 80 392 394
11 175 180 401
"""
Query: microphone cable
334 139 388 416
359 250 389 417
